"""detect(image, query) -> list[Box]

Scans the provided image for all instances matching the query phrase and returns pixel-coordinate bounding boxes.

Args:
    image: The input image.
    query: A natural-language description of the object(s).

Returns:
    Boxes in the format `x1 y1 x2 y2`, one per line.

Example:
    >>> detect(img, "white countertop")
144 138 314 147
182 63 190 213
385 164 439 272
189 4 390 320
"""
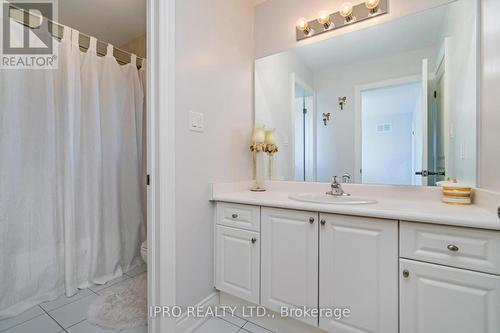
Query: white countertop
211 181 500 231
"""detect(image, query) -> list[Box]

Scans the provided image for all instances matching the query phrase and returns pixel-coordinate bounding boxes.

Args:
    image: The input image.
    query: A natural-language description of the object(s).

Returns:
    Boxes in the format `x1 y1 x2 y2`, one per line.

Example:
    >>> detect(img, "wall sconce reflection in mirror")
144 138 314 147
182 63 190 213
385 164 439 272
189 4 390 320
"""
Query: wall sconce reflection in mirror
296 0 388 41
339 97 347 110
322 112 331 126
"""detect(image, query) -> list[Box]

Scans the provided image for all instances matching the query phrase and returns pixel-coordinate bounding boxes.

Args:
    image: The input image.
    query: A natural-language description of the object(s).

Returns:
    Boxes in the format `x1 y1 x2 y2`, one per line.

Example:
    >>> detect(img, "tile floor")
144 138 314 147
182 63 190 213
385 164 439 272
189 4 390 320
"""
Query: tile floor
0 265 147 333
194 315 275 333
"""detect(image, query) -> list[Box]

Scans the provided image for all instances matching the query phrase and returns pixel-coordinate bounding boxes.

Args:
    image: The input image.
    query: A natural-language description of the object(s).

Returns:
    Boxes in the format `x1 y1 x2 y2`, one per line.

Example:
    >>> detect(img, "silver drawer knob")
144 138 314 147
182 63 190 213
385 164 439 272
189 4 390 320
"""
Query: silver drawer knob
231 213 238 219
320 219 326 226
251 238 257 244
403 269 410 278
447 244 459 252
309 217 315 224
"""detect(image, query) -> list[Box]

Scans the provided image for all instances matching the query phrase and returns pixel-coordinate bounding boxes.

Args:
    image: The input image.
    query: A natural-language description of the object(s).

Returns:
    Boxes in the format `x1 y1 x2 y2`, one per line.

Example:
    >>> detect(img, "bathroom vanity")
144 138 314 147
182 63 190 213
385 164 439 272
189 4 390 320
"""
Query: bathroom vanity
211 181 500 333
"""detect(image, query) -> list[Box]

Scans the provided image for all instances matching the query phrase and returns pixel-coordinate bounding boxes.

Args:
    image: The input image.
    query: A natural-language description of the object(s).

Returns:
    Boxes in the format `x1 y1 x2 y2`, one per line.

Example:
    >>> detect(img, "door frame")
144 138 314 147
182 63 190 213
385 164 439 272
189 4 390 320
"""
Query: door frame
354 75 421 184
147 0 176 332
290 73 317 182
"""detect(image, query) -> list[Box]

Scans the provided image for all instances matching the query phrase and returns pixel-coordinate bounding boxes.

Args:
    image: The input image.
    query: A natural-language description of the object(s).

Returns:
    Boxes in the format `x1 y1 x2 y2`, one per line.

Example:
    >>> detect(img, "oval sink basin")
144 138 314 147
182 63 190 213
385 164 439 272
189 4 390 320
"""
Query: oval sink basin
289 193 378 205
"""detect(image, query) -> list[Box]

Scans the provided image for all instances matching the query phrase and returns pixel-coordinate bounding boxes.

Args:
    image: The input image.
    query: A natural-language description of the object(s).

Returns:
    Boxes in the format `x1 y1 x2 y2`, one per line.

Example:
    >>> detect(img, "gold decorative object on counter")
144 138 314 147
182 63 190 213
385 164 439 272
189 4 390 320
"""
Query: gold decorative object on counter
437 179 472 205
249 128 280 191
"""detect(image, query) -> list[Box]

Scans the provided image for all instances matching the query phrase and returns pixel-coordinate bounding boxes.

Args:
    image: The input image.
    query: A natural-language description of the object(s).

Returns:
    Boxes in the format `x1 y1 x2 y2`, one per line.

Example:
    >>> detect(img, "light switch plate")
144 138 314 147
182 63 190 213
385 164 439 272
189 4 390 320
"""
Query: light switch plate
189 111 204 132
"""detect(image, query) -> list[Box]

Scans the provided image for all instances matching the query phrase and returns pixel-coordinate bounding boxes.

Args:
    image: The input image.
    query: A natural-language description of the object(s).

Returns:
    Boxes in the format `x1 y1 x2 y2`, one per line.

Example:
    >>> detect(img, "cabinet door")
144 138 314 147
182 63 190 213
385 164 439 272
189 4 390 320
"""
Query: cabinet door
319 214 398 333
400 258 500 333
215 225 260 304
261 208 318 326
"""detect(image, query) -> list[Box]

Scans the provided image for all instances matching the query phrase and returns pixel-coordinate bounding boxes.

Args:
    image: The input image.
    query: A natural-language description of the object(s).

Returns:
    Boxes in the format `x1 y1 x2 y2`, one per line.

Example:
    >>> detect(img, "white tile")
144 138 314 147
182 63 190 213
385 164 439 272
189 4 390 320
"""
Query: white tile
39 289 94 312
195 318 239 333
0 306 44 332
125 265 146 278
89 275 130 293
49 294 97 328
2 314 62 333
122 325 147 333
242 321 274 333
66 320 114 333
94 277 135 296
67 320 147 333
217 314 246 328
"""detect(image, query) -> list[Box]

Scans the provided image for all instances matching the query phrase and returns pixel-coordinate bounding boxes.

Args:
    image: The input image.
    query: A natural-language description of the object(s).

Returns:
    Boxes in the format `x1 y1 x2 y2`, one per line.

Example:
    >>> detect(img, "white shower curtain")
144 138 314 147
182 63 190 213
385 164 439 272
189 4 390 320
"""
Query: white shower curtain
0 27 146 318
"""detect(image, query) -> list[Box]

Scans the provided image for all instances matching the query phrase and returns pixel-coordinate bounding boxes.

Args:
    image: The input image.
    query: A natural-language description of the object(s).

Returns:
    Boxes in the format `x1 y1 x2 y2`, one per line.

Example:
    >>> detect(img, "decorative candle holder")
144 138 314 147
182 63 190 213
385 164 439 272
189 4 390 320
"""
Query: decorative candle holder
250 128 267 192
264 143 278 180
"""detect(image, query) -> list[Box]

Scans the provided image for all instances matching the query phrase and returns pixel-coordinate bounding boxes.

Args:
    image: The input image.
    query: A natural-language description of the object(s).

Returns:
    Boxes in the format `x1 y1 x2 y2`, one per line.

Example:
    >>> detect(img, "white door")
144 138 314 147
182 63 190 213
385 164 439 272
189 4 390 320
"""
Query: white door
215 225 260 304
261 208 318 326
319 214 398 333
400 259 500 333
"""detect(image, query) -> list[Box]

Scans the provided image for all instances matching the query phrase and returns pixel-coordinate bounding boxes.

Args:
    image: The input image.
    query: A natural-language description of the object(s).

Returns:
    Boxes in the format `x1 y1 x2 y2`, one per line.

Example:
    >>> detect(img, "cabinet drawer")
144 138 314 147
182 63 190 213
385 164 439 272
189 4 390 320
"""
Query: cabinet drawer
400 222 500 275
216 202 260 231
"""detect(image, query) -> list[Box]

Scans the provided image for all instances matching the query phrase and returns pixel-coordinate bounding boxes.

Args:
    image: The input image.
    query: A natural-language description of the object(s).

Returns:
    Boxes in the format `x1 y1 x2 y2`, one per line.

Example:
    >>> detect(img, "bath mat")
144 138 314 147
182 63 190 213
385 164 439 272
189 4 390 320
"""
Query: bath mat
87 273 147 330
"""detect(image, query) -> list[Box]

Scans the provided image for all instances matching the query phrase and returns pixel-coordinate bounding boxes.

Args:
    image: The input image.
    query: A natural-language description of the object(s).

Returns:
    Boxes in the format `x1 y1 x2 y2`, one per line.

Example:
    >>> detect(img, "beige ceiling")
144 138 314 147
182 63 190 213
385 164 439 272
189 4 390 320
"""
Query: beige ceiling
57 0 146 47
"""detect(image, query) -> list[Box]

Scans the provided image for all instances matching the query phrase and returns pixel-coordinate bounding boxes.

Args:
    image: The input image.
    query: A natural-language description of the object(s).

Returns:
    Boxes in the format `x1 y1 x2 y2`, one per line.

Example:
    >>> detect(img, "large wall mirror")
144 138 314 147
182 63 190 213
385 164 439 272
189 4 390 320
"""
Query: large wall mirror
255 0 478 187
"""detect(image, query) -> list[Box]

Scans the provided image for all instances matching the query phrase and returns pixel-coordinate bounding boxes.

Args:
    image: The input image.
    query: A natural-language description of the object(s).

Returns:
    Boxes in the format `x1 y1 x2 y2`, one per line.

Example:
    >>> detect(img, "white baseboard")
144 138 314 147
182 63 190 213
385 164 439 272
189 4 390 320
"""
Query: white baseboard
176 292 220 333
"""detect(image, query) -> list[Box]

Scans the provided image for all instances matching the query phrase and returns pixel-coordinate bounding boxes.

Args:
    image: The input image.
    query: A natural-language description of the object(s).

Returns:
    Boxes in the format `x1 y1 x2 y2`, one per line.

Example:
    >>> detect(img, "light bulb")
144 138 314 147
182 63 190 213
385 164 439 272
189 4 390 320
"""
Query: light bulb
365 0 380 9
296 17 309 32
339 2 353 18
317 11 330 25
317 10 333 29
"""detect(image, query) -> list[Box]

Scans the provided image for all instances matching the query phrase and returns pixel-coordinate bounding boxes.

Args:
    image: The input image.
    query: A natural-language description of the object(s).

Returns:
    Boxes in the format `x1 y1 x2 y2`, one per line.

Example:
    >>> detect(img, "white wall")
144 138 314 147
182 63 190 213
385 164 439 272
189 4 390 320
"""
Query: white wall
363 113 415 185
254 0 454 58
255 51 313 181
315 47 436 182
480 0 500 192
361 84 421 185
438 0 477 186
174 0 254 307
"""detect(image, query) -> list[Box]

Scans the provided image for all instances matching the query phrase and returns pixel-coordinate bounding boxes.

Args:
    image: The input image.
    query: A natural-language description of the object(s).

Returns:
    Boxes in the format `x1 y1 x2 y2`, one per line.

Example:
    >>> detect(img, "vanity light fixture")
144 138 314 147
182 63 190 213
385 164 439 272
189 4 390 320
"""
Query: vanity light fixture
296 17 312 36
339 2 355 23
317 10 333 29
296 0 388 41
365 0 381 15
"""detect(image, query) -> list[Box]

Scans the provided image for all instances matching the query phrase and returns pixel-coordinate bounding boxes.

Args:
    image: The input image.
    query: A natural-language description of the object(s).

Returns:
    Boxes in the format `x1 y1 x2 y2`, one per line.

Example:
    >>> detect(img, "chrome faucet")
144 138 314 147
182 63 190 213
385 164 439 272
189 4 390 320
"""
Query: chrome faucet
326 176 350 196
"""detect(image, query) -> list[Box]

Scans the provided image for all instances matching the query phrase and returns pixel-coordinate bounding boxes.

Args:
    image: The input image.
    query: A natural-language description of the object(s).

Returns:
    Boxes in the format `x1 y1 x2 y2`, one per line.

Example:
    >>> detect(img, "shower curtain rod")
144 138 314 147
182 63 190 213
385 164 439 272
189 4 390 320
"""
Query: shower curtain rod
8 3 144 69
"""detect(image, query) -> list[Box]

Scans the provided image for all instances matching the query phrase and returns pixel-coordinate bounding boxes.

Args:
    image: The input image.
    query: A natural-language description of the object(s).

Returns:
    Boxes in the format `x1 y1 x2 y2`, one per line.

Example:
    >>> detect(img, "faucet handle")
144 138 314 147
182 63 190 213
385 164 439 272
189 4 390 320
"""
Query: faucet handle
342 173 351 183
332 176 339 184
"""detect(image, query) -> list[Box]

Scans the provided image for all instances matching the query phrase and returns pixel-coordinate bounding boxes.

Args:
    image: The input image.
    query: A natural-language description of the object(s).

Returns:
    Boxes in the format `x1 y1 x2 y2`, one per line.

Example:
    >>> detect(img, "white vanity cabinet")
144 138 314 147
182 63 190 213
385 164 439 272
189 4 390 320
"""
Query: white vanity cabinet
319 214 399 333
215 203 261 304
399 222 500 333
400 259 500 333
214 201 500 333
261 208 318 326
